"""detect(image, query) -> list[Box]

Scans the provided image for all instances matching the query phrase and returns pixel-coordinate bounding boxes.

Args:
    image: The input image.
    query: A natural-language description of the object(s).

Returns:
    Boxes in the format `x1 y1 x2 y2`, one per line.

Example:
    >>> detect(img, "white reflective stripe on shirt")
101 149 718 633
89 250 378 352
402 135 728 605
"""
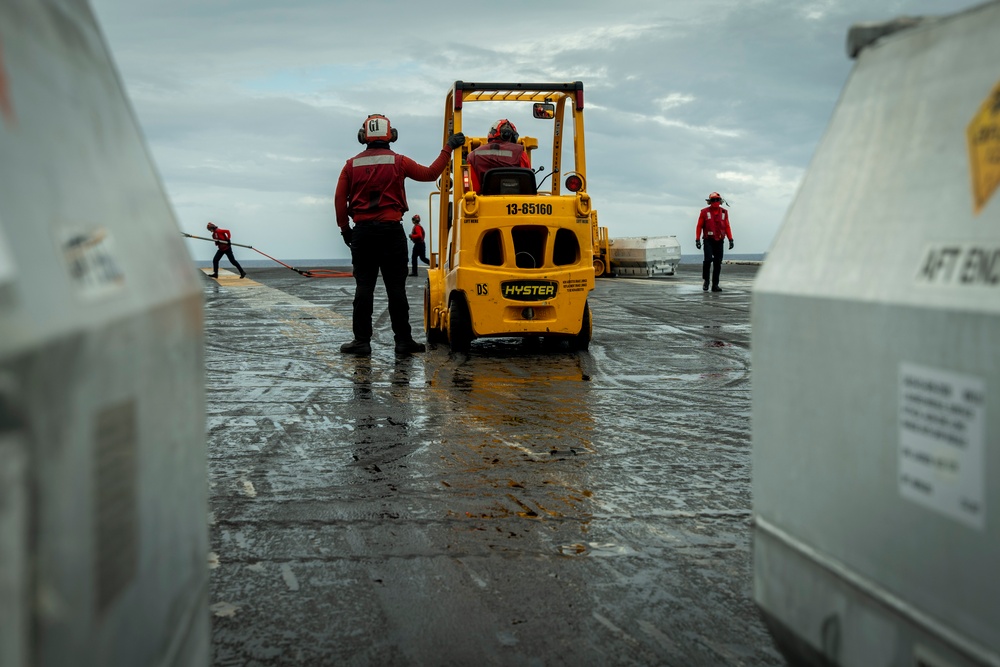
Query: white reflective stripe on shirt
353 155 396 167
476 149 514 157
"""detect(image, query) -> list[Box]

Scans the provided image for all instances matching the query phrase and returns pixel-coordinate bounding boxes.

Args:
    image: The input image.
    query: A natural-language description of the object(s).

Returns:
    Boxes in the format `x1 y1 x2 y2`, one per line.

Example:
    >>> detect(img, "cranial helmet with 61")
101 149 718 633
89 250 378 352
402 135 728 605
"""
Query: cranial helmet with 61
358 114 398 144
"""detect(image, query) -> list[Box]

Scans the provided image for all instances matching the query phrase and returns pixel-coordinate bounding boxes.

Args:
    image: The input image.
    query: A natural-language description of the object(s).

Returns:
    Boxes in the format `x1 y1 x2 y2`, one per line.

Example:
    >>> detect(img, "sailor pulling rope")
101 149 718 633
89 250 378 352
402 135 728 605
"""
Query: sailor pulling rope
182 233 352 279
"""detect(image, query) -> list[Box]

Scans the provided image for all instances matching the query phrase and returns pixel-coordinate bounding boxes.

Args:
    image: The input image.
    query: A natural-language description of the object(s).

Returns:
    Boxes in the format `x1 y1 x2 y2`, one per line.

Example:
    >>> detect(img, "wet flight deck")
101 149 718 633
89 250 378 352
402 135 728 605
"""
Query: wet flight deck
203 263 784 666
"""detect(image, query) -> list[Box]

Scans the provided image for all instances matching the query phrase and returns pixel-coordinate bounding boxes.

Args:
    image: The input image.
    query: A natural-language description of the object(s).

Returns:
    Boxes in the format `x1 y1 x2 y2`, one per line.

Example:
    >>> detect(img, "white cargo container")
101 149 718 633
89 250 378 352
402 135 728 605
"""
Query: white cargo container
609 235 681 277
0 1 209 666
752 3 1000 666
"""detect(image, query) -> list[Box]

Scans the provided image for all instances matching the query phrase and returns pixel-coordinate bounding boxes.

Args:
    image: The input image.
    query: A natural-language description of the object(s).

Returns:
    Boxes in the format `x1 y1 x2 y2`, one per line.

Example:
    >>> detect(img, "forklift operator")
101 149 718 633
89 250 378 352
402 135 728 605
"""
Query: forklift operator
467 119 531 193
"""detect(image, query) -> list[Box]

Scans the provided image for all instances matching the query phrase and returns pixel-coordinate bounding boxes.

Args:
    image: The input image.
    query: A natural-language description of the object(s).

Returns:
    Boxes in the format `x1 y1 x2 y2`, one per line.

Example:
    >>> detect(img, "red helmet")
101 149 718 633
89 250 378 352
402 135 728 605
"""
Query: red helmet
206 222 217 230
488 119 518 143
358 114 398 144
706 192 723 203
412 214 421 223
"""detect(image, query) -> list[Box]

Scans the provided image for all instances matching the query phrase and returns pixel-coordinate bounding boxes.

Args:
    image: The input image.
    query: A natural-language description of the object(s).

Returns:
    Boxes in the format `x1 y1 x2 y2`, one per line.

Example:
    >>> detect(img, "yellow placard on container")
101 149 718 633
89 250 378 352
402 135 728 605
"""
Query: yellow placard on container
967 80 1000 215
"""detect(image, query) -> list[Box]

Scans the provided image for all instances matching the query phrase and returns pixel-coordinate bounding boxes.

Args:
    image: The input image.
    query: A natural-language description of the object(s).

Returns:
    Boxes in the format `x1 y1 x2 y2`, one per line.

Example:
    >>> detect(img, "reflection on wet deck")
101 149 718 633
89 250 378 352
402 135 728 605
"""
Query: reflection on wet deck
206 264 782 666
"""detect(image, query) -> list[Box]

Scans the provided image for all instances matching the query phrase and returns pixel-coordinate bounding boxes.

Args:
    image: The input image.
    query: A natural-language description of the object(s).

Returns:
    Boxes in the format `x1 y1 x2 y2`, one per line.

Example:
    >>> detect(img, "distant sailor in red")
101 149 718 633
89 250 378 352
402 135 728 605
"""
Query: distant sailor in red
206 222 246 279
695 192 733 292
408 214 429 277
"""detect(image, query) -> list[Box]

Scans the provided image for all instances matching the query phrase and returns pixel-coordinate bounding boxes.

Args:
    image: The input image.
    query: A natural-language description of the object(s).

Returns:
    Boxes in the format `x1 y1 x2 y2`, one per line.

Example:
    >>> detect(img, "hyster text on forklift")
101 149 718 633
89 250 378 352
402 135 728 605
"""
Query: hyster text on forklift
424 81 597 353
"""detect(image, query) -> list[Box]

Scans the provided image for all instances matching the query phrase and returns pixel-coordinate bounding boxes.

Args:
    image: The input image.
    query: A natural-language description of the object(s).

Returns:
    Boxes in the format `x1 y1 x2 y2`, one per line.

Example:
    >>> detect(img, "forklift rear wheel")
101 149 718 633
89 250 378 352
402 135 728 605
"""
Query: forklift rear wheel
448 294 473 353
569 300 592 351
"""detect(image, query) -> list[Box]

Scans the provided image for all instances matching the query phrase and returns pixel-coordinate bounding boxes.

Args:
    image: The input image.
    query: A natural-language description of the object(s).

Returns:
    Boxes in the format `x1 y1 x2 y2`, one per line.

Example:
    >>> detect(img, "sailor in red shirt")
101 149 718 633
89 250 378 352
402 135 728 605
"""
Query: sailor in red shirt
334 114 465 355
408 214 429 277
695 192 734 292
206 222 246 279
467 119 531 193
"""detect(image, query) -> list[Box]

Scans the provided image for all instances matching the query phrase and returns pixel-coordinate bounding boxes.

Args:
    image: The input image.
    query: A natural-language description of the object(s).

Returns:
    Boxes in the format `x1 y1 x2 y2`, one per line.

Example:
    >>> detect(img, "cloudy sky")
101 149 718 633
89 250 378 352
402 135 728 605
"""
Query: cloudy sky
88 0 984 262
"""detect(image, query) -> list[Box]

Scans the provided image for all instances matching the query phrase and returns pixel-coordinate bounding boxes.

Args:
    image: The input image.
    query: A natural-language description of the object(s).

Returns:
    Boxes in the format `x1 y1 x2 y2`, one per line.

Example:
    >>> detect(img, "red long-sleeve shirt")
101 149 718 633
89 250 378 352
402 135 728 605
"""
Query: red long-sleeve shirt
211 228 232 249
695 205 733 242
335 146 452 230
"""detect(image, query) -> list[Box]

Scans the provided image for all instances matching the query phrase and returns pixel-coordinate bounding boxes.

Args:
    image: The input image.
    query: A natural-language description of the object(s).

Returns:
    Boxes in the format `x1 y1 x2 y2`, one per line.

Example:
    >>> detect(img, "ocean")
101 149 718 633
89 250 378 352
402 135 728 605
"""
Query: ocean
196 253 766 269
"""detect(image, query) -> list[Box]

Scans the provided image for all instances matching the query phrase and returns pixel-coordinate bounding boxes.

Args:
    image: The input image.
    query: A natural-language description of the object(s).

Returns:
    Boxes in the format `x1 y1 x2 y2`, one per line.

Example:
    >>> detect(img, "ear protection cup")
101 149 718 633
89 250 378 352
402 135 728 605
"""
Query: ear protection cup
359 114 398 144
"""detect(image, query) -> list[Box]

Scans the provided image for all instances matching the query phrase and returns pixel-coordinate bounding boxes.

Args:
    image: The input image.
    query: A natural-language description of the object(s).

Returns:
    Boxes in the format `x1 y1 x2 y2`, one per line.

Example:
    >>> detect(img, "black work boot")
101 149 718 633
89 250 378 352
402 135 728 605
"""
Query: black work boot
394 339 426 355
340 339 372 356
702 280 709 291
711 285 723 292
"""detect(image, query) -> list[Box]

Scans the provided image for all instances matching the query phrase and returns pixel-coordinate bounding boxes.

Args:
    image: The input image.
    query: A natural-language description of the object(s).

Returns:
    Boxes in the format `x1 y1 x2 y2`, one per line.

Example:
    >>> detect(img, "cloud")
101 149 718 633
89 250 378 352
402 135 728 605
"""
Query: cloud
264 153 329 164
656 93 696 112
799 0 838 21
715 162 803 198
90 0 987 260
299 196 334 206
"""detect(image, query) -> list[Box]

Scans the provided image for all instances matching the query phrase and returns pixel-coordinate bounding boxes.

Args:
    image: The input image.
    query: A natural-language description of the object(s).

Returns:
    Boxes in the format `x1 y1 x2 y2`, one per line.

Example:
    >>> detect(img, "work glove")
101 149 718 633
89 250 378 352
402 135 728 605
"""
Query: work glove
729 239 734 250
341 226 353 248
446 132 466 150
695 240 701 250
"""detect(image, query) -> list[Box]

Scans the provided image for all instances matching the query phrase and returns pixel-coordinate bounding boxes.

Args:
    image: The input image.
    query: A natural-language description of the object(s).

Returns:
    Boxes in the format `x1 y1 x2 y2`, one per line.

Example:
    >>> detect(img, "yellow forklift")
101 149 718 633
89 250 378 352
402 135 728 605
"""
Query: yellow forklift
424 81 596 352
591 211 612 277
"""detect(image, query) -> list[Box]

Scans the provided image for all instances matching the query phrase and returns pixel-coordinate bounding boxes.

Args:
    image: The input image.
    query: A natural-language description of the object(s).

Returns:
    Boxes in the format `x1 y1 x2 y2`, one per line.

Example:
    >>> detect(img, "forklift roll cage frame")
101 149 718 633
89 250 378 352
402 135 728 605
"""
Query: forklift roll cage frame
423 81 595 352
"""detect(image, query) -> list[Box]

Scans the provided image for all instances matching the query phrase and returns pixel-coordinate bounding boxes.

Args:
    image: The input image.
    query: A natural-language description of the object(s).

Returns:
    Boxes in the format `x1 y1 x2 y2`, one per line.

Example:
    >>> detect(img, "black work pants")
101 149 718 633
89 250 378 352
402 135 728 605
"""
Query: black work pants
213 247 244 275
411 241 429 275
702 238 725 287
350 222 412 343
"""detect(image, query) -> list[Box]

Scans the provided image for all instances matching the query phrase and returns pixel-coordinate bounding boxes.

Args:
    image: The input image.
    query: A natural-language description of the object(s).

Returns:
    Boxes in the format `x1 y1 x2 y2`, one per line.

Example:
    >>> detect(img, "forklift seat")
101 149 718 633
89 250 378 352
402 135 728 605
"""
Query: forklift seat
480 168 537 196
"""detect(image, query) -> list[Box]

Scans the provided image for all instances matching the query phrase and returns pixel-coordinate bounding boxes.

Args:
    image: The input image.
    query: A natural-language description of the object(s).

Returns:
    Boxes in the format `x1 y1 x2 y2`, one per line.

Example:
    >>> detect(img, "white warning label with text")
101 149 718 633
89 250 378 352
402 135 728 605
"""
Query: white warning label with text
916 243 1000 287
899 363 985 530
